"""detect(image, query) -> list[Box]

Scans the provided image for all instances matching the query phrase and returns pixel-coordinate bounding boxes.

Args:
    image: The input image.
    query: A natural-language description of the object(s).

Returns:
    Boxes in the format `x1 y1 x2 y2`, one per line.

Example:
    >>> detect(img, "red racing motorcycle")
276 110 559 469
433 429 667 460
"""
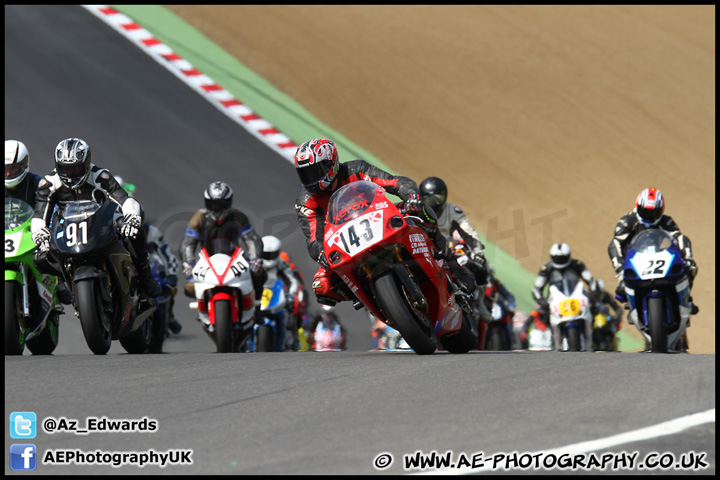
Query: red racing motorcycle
323 181 478 355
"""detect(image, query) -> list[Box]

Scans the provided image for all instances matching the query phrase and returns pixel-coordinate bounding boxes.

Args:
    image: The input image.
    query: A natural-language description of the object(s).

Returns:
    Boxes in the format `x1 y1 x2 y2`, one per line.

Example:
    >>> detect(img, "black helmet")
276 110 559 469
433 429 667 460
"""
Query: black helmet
55 138 92 189
204 181 233 221
419 176 448 213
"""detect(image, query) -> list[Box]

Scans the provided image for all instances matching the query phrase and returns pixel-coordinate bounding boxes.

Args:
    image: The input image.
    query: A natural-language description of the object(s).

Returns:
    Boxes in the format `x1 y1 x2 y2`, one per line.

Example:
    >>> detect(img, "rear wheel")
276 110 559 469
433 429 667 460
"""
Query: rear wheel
26 311 59 355
648 296 668 353
440 310 479 353
76 279 112 355
374 273 437 355
256 324 274 352
214 300 233 353
5 281 24 355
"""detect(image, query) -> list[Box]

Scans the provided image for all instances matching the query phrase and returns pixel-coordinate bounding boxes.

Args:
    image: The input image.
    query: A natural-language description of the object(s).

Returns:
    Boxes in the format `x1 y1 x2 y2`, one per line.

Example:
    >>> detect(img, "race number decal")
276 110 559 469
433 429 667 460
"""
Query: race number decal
328 210 384 257
5 231 22 257
65 221 89 247
631 250 674 280
558 299 581 317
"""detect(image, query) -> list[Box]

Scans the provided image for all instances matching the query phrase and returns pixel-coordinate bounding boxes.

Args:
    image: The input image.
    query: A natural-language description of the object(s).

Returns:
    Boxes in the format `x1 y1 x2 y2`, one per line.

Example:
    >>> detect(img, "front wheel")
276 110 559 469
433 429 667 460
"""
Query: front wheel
484 322 510 351
566 325 582 352
5 281 24 355
76 278 112 355
648 296 668 353
374 273 437 355
213 299 234 353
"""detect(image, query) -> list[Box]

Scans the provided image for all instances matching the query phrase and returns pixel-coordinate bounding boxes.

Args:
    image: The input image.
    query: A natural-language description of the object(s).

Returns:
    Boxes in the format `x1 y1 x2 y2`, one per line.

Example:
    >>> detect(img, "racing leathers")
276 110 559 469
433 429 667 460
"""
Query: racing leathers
295 159 476 306
145 223 182 334
437 202 490 286
531 259 598 310
179 208 267 300
31 164 162 298
608 211 698 304
5 171 41 206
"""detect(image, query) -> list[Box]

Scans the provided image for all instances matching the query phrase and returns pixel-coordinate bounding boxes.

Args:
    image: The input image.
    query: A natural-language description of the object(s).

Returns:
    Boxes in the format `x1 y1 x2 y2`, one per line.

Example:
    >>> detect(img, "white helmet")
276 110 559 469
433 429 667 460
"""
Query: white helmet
5 140 29 189
261 235 282 270
549 243 571 269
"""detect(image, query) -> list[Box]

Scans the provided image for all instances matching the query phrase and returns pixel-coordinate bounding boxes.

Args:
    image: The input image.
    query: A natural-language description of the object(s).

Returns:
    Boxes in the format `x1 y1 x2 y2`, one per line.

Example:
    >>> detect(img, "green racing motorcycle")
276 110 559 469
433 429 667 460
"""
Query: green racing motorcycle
5 197 63 355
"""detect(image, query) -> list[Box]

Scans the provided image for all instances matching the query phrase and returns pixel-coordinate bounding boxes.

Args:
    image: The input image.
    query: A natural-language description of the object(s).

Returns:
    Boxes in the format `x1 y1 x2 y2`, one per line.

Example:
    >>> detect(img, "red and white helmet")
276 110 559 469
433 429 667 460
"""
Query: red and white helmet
635 188 664 226
294 138 340 194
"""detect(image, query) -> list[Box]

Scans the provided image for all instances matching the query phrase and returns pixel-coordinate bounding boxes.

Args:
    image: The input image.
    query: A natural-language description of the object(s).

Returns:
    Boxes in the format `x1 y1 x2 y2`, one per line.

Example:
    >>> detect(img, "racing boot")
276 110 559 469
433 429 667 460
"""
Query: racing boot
312 267 355 307
446 254 477 294
136 259 162 298
56 280 73 305
689 296 699 315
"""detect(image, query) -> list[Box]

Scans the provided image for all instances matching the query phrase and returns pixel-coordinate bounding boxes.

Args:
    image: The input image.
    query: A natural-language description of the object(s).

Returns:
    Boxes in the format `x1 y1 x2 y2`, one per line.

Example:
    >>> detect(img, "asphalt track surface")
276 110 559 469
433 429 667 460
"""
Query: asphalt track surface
4 6 715 475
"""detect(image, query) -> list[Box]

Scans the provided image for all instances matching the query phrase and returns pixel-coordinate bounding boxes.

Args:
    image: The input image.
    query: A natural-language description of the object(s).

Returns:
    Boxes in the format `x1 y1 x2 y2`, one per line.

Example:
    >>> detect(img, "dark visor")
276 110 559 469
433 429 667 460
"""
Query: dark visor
262 250 280 261
297 161 331 187
58 163 85 177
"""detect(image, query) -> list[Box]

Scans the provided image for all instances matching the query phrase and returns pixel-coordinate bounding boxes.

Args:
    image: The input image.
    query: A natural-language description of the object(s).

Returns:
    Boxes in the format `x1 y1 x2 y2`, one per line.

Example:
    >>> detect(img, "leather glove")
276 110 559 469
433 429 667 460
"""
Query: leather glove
32 227 51 252
248 257 264 274
120 213 141 239
683 258 697 277
182 261 195 278
403 193 424 217
317 251 330 269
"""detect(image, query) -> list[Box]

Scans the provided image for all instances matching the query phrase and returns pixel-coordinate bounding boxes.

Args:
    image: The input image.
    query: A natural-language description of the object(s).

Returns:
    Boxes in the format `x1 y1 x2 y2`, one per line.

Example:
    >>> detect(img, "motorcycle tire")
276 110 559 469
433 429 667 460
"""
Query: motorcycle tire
374 272 437 355
566 326 582 352
214 299 233 353
26 311 59 355
120 317 152 354
5 281 24 355
484 322 510 351
440 310 479 353
255 324 274 352
76 278 112 355
648 296 668 353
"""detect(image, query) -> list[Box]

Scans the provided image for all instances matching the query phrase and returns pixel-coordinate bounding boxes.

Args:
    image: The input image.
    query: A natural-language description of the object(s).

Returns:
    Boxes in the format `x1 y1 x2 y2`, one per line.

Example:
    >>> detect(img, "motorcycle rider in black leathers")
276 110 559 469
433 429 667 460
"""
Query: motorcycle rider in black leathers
419 176 492 321
608 187 698 317
179 181 268 335
532 242 599 313
31 138 162 299
293 138 476 307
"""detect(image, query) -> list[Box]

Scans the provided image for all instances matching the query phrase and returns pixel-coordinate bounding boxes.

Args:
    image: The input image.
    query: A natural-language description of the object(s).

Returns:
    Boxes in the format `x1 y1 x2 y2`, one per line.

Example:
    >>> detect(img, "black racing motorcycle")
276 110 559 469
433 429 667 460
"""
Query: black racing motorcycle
43 199 155 354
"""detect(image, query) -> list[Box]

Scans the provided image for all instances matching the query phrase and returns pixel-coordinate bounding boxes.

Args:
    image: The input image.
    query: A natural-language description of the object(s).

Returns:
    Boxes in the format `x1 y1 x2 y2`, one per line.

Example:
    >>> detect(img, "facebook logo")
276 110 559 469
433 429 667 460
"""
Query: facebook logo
10 411 37 439
10 444 37 471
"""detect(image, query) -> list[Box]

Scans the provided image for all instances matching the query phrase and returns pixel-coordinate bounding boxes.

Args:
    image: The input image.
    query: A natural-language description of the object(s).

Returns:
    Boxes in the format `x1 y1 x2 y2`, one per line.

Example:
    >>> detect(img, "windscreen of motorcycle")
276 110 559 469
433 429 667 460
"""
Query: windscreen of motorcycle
326 180 383 225
5 198 33 230
630 229 674 254
325 181 388 258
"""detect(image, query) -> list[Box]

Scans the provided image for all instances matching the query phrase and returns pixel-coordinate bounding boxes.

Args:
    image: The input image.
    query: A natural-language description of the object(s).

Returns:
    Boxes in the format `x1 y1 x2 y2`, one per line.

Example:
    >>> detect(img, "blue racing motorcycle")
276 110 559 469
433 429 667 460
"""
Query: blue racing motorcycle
621 228 691 353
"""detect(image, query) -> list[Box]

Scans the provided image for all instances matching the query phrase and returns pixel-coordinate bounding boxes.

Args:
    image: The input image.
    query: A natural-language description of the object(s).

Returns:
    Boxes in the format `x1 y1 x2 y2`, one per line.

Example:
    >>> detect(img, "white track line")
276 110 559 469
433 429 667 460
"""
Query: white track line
419 408 715 474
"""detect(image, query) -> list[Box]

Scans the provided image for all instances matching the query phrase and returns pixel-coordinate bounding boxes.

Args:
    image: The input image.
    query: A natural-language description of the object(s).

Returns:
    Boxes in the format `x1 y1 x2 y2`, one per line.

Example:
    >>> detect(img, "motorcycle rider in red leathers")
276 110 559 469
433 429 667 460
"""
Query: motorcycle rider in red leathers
293 138 476 307
608 187 699 318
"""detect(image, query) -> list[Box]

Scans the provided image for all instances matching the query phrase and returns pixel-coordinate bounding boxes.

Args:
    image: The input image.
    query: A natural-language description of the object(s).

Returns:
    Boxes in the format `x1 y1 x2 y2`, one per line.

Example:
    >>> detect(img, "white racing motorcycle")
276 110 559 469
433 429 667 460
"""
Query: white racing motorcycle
547 271 592 351
189 241 256 353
